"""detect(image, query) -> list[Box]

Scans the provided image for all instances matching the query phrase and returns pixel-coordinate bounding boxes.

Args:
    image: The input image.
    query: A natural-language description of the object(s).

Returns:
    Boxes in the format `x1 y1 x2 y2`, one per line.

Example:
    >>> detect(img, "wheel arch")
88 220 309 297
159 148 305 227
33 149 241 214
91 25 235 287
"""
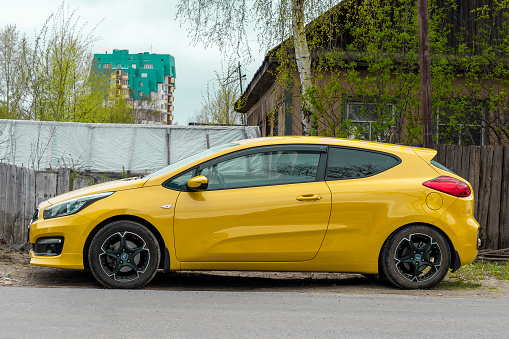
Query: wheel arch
83 215 167 271
377 222 458 272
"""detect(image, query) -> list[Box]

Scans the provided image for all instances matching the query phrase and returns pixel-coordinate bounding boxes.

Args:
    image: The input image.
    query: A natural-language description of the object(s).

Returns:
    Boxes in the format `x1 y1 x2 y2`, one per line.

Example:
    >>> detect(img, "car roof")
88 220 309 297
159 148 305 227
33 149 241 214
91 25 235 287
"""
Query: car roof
233 136 423 151
232 136 437 163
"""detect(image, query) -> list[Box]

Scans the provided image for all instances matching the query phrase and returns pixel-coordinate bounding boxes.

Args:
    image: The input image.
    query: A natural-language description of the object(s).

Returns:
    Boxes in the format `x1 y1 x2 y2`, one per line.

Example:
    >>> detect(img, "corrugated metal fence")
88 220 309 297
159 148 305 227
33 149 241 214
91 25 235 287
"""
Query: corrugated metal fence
1 145 509 249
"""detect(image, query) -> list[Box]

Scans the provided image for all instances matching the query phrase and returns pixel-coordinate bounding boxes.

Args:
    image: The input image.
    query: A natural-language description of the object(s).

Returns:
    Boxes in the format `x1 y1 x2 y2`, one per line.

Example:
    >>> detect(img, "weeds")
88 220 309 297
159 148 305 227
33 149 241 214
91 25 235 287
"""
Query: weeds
446 259 509 289
439 280 482 290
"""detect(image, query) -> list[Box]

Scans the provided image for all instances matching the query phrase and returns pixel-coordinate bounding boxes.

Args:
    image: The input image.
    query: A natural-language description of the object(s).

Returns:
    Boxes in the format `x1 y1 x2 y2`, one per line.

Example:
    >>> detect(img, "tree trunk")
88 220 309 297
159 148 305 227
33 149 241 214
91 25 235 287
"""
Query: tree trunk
292 0 312 136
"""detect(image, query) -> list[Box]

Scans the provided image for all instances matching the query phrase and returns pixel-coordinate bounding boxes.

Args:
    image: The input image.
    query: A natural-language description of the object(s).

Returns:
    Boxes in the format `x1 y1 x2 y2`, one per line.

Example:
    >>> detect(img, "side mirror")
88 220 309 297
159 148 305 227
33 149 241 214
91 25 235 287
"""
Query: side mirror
187 175 208 192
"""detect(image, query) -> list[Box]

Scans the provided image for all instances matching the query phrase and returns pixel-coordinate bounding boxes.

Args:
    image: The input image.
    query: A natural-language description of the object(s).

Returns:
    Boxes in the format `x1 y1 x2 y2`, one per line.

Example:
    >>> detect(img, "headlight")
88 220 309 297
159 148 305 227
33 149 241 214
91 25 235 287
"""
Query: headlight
43 192 114 220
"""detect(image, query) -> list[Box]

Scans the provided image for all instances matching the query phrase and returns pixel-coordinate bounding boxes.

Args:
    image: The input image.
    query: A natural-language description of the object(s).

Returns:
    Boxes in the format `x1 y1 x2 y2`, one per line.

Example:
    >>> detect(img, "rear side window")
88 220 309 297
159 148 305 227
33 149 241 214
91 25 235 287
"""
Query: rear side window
431 160 456 175
326 147 400 180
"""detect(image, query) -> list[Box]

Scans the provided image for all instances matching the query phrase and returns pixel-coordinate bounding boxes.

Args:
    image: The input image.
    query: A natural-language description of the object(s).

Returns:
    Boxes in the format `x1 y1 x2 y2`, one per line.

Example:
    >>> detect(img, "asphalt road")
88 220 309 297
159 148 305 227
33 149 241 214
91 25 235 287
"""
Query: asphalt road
1 287 508 338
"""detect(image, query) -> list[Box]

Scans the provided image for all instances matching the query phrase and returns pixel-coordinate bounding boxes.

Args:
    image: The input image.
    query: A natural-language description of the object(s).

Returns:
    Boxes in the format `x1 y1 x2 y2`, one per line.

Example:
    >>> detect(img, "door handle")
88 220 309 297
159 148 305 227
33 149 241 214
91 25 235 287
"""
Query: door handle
296 194 323 201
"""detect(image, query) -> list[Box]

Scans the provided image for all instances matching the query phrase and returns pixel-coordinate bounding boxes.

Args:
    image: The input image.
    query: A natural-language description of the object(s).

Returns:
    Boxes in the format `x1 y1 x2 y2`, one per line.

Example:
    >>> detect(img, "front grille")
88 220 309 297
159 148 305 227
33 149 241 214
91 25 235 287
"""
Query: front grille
33 237 64 256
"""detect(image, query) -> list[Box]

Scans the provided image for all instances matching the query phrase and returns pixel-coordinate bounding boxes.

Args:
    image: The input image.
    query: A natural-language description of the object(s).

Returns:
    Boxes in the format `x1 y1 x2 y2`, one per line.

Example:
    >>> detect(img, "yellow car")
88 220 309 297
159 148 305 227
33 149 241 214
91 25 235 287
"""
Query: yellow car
29 137 479 289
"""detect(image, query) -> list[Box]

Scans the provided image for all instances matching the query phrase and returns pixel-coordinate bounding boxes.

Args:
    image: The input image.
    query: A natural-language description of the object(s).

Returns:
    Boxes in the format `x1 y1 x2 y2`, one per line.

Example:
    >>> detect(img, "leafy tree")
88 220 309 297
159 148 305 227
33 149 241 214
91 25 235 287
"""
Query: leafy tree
0 3 135 125
26 3 102 122
176 0 340 135
303 0 509 145
0 25 28 119
193 63 243 125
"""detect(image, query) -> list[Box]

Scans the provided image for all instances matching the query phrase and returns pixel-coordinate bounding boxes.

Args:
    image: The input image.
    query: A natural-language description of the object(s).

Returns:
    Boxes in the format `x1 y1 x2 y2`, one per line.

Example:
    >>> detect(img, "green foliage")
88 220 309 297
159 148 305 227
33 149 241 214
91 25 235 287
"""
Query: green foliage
449 260 509 281
302 0 509 145
0 25 29 119
438 279 483 290
0 3 136 125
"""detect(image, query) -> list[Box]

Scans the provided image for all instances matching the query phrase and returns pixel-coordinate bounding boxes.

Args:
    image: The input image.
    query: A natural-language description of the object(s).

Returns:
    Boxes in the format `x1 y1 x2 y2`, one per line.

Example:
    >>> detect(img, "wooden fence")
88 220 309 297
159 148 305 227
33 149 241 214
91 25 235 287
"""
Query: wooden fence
1 145 509 249
434 145 509 250
0 164 69 244
0 163 122 244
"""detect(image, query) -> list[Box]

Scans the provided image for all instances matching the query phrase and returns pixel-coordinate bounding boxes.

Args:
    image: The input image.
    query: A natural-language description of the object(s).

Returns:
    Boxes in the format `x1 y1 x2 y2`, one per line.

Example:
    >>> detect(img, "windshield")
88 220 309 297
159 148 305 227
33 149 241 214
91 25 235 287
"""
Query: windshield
144 143 238 179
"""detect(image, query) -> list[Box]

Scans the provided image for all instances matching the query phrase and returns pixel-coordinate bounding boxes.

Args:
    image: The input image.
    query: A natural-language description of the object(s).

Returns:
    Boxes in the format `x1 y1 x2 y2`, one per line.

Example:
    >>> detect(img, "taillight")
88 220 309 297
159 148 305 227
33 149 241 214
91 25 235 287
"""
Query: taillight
423 176 471 197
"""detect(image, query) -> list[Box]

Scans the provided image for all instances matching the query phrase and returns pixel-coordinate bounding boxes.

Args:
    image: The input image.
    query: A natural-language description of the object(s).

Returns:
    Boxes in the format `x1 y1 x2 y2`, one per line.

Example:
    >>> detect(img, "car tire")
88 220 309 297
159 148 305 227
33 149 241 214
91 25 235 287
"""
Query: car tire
381 225 451 289
88 220 160 289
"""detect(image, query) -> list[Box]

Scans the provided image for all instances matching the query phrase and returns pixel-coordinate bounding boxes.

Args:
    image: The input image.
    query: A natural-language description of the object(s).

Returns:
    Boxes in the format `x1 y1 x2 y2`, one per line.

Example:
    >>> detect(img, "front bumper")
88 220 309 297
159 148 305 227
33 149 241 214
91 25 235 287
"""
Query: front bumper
28 213 96 270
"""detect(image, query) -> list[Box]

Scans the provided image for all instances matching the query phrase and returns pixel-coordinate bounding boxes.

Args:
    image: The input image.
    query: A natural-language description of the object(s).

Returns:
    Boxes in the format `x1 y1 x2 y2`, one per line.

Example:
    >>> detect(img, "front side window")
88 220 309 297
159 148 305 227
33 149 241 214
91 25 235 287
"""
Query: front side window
326 147 400 180
163 169 197 190
199 149 322 190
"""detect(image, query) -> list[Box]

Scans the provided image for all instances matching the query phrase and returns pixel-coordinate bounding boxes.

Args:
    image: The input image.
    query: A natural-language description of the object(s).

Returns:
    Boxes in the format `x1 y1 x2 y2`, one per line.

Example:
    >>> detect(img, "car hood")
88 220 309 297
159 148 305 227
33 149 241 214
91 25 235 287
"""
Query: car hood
40 177 149 207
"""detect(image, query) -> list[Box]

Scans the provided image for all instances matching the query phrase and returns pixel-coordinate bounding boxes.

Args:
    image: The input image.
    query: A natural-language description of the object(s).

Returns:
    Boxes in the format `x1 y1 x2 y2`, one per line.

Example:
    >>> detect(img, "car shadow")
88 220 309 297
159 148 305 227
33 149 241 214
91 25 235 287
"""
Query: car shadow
148 270 395 293
23 267 395 292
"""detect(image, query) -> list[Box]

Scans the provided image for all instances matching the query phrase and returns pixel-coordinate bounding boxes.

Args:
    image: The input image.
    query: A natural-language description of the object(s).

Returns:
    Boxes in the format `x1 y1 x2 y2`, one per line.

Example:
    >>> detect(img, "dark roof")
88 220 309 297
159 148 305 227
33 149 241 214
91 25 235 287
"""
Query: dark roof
235 56 279 113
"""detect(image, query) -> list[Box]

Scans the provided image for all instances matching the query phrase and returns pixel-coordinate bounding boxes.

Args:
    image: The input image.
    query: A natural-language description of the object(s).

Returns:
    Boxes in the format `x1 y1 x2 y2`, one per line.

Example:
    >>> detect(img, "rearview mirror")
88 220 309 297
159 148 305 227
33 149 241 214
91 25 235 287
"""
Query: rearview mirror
187 175 208 192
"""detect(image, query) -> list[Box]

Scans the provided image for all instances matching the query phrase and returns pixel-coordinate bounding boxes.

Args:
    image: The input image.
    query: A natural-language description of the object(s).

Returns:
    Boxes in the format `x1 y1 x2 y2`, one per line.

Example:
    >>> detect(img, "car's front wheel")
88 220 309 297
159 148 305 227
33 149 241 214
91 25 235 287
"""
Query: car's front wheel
381 225 451 289
88 220 160 289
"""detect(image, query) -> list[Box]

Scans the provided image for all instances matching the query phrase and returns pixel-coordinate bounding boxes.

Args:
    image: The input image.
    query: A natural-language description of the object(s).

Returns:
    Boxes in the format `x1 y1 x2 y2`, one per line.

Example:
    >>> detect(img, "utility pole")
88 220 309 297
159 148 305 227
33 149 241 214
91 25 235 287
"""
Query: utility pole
418 0 433 148
237 61 246 125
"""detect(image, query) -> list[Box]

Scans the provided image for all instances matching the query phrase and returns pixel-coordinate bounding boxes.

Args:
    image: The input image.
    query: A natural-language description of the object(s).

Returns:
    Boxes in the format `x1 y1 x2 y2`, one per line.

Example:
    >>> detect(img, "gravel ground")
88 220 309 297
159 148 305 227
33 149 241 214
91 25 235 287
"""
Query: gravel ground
2 240 509 298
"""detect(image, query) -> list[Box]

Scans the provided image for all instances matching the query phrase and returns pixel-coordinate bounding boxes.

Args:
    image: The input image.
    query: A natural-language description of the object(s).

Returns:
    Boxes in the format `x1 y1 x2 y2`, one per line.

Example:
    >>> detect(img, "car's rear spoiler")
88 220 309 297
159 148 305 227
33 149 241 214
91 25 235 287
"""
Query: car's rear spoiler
412 147 437 164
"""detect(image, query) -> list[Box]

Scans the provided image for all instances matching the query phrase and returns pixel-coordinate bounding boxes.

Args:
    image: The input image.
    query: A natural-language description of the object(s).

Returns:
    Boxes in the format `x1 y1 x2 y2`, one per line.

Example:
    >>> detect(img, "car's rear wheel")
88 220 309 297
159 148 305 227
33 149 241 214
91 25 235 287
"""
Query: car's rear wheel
381 225 450 289
88 220 160 289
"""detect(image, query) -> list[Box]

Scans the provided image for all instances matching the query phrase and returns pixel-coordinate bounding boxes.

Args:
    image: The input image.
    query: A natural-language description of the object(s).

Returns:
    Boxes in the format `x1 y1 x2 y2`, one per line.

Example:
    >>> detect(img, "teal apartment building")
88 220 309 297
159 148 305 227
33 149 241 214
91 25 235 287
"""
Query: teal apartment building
93 49 176 124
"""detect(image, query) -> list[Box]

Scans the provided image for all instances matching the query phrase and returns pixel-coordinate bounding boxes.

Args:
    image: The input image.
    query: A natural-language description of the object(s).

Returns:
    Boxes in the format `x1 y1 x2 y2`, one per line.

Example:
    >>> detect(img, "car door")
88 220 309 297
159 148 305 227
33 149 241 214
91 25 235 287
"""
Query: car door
173 145 331 262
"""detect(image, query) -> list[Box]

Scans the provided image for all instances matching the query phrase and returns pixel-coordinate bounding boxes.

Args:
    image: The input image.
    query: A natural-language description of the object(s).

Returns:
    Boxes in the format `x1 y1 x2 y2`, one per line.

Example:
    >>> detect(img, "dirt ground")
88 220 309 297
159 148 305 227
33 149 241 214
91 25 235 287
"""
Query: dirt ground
1 240 509 299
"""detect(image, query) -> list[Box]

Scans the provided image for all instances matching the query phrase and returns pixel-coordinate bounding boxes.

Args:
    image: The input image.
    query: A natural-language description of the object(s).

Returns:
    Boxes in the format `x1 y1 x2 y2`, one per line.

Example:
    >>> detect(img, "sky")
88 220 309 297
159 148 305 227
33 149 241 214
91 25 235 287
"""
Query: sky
0 0 266 125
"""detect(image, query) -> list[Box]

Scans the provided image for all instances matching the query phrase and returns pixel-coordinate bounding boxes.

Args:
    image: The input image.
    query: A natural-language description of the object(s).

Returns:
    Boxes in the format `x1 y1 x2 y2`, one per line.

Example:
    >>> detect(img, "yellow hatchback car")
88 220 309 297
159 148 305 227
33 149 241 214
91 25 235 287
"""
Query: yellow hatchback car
29 137 479 289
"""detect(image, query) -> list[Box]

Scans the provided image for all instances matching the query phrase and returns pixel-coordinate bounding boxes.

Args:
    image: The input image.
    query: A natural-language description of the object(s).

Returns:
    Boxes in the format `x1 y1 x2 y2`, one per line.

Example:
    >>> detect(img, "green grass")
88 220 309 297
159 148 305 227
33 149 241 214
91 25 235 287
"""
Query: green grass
450 260 509 281
439 280 482 290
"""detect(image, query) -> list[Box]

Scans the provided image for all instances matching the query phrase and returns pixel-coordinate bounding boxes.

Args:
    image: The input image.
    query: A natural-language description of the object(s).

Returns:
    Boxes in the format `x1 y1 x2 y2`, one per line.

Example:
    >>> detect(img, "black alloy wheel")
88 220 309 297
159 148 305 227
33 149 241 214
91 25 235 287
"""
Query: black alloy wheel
381 225 451 289
88 220 160 289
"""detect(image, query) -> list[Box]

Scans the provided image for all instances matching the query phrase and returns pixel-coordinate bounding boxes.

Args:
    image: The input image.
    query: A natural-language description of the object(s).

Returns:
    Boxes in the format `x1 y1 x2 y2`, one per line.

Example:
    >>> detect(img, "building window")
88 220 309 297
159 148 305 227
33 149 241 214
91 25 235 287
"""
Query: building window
122 80 128 86
144 64 153 69
103 64 110 69
346 101 394 141
436 99 486 146
132 64 136 69
141 73 147 78
138 91 143 97
139 81 143 87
